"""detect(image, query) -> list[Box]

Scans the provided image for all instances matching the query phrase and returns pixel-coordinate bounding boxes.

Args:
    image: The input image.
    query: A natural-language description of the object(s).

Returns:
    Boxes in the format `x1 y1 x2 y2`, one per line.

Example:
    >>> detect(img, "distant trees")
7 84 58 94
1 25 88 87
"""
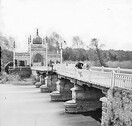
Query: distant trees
106 50 132 61
72 36 84 49
0 33 14 70
89 38 106 66
63 47 73 61
108 50 117 61
63 37 132 66
47 32 65 53
1 49 13 69
47 32 60 53
63 36 87 61
63 47 88 61
63 47 132 63
0 34 14 51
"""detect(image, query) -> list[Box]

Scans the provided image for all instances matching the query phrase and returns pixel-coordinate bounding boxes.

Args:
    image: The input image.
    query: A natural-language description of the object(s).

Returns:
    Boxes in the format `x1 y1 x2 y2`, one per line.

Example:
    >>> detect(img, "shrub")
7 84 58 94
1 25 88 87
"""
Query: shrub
9 67 32 78
20 68 32 78
8 74 21 81
0 72 22 84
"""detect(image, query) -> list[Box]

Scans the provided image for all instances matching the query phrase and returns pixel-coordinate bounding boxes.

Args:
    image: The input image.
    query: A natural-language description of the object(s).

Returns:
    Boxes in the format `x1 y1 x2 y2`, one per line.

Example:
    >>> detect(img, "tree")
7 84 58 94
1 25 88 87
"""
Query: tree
1 49 13 70
108 50 117 61
72 36 84 49
47 32 65 53
63 47 88 61
0 35 14 51
63 47 73 61
87 48 98 61
90 38 106 66
0 34 14 71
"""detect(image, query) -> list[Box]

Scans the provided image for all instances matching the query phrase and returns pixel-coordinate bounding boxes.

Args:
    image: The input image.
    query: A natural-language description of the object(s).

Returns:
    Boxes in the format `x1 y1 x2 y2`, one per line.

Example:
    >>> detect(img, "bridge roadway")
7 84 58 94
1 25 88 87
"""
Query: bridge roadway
54 64 132 90
0 84 100 126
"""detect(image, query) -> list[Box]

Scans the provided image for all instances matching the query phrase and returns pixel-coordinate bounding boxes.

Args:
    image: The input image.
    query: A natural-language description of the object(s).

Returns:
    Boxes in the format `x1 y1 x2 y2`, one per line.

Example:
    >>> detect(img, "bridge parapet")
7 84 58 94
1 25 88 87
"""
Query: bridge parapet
54 64 132 90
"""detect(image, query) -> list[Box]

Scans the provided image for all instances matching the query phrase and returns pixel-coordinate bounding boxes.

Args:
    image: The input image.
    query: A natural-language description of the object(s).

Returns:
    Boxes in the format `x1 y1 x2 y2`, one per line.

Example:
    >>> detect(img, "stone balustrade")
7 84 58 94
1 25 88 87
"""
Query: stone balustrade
55 64 132 90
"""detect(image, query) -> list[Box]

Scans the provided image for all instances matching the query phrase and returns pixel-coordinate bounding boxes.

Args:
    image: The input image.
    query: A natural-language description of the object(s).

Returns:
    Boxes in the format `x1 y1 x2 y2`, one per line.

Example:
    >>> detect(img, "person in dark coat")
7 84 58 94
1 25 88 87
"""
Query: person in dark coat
75 62 84 69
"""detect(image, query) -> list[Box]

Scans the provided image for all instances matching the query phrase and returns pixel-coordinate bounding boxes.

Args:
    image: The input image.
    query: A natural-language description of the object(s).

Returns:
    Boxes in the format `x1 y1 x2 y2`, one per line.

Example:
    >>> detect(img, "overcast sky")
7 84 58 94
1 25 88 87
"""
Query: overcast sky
1 0 132 52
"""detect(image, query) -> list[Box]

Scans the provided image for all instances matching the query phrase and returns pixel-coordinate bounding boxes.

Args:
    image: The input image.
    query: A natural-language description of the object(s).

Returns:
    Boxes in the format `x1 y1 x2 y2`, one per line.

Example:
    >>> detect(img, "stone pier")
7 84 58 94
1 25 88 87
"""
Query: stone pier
40 76 51 92
35 72 41 88
35 75 45 88
64 84 104 113
100 87 132 126
50 78 74 101
40 72 58 93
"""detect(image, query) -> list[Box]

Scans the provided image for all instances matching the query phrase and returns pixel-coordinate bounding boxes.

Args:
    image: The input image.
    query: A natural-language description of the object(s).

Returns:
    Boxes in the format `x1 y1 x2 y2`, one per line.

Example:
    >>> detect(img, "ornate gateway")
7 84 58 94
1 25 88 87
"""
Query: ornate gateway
15 29 61 67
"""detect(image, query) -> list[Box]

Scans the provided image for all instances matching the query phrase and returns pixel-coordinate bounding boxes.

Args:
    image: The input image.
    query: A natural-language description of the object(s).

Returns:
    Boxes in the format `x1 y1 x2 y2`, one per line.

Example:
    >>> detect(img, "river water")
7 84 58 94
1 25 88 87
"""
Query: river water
0 84 101 126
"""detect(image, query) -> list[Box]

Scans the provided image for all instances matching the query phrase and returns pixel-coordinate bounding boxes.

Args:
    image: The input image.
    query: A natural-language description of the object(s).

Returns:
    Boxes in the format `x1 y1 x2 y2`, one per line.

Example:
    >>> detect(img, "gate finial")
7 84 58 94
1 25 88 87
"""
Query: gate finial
37 29 39 36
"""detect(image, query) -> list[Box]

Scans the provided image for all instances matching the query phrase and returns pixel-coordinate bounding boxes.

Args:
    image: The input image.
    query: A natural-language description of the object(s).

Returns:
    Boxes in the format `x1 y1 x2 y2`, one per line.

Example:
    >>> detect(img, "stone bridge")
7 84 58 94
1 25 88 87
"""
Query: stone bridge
32 64 132 126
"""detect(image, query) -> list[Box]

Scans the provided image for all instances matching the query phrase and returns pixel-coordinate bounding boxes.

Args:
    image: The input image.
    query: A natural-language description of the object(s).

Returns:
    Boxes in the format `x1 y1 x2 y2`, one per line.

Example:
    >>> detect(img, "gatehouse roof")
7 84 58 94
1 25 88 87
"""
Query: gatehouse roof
33 29 42 44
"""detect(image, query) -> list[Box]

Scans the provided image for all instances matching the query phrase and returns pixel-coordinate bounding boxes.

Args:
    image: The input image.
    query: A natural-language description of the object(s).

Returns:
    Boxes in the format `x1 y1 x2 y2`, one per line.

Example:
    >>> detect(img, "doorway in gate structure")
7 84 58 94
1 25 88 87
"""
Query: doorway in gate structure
33 53 44 66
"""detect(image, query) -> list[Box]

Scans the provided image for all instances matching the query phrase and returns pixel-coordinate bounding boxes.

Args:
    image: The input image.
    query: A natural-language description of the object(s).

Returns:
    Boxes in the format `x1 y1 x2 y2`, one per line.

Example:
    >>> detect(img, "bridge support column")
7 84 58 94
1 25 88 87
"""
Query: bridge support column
100 88 132 126
32 74 39 85
35 75 46 88
64 84 104 113
48 73 58 92
40 73 58 93
40 76 50 92
35 74 42 88
50 78 74 101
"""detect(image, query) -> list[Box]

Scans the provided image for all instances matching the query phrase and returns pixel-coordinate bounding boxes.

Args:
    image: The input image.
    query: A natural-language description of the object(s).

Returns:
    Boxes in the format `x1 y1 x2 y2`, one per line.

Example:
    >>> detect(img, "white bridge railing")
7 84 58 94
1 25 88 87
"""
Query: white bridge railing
54 64 132 89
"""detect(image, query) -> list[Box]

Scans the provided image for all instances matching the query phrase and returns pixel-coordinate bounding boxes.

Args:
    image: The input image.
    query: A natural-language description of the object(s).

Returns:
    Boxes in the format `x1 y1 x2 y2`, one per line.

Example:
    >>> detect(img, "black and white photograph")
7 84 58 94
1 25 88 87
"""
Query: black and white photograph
0 0 132 126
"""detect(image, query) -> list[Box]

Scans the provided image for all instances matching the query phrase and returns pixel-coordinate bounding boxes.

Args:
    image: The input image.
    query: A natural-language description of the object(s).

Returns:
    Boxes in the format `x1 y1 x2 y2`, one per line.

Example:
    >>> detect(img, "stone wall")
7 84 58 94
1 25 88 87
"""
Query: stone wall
101 87 132 126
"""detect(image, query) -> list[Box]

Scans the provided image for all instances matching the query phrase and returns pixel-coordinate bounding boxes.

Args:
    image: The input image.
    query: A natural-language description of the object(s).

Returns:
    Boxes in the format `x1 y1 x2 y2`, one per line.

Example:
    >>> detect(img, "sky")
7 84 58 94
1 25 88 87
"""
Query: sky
0 0 132 52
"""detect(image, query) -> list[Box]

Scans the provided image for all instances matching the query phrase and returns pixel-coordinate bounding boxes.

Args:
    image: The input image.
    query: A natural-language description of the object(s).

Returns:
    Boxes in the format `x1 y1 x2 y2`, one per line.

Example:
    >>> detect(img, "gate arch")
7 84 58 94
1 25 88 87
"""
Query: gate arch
32 53 44 66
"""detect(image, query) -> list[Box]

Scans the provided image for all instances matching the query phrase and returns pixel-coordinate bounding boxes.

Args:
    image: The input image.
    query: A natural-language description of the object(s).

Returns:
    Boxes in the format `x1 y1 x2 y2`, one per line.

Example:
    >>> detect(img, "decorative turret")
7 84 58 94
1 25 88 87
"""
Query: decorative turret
45 36 48 48
28 38 30 45
28 37 30 52
33 29 42 44
45 36 48 42
42 38 45 45
30 35 32 43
